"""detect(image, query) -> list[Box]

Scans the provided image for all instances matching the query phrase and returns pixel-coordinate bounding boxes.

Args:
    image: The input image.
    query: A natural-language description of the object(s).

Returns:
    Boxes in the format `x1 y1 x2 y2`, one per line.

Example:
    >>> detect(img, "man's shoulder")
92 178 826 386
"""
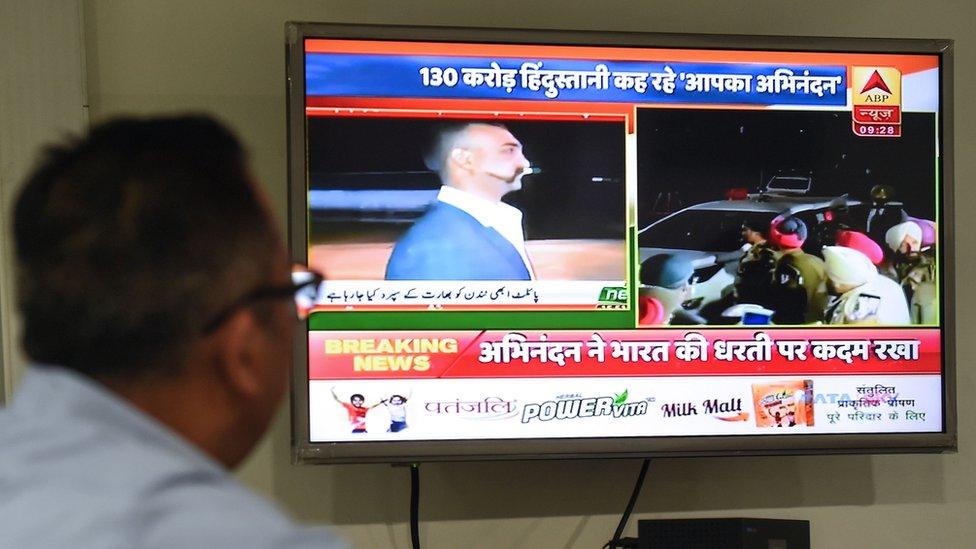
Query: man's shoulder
0 382 219 492
133 476 346 548
407 201 484 233
393 202 491 253
785 250 825 271
0 427 344 548
0 373 346 549
864 273 907 298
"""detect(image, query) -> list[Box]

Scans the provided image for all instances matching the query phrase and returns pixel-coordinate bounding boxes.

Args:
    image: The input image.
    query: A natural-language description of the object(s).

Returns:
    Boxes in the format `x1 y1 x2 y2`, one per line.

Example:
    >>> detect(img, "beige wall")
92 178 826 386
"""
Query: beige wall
7 0 974 547
0 1 88 400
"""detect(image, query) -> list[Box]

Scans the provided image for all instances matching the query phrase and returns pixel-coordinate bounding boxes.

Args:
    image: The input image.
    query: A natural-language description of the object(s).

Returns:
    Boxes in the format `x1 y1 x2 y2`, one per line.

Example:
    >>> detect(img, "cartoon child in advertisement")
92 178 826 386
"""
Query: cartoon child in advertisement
331 387 383 433
381 391 412 432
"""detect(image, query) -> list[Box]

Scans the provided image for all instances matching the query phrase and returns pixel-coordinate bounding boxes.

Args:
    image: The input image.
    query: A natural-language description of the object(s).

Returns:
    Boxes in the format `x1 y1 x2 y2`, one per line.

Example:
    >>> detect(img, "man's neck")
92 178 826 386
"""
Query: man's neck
444 179 502 203
98 374 245 469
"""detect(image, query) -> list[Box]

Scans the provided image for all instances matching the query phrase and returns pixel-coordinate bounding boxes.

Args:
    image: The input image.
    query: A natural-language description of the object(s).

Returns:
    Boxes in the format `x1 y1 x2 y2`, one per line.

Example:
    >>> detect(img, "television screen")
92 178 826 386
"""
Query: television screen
286 24 955 463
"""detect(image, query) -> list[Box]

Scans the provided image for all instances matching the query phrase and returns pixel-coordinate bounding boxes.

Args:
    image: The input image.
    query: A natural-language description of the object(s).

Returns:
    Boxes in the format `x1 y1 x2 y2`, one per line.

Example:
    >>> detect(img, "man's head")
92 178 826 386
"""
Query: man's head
640 253 697 306
14 115 293 467
823 245 877 295
886 221 923 256
741 220 767 245
769 215 807 250
426 122 531 202
870 184 893 205
350 394 365 408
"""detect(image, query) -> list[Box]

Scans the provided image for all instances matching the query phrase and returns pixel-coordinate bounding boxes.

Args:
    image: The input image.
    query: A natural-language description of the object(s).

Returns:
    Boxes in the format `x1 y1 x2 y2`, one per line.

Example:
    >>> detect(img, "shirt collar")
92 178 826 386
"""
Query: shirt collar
11 365 227 476
436 185 522 229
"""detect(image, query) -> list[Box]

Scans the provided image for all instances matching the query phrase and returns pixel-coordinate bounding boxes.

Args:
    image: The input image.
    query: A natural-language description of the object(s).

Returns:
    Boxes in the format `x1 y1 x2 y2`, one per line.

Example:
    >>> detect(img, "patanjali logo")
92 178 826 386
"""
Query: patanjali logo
424 397 518 420
521 391 648 423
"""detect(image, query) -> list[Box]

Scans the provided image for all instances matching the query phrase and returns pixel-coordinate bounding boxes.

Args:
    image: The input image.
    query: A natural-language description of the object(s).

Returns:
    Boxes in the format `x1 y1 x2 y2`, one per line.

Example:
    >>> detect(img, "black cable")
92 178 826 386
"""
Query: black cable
603 458 651 549
410 462 421 549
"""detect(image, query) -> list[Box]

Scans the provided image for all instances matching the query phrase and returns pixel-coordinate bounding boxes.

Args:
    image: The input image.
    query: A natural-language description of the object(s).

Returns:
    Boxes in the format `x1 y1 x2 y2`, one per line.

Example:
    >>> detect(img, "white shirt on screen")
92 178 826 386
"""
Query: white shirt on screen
436 185 535 279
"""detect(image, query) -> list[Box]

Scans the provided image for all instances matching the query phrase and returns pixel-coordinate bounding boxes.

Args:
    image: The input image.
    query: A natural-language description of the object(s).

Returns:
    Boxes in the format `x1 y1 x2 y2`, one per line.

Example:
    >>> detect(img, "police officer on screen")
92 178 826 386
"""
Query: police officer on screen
768 215 826 324
865 184 905 246
735 219 776 306
639 253 706 326
885 221 937 324
821 245 910 325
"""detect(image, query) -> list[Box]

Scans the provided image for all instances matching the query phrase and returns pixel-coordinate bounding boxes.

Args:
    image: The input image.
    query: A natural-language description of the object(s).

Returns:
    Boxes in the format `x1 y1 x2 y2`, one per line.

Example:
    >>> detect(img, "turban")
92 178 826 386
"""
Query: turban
823 246 876 287
769 215 807 249
885 221 923 253
638 296 666 325
836 230 884 265
906 217 936 247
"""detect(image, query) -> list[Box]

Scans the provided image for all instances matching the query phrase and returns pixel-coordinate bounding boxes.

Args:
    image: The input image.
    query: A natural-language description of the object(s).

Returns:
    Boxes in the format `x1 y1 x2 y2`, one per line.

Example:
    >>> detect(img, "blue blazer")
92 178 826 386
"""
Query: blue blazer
385 202 531 280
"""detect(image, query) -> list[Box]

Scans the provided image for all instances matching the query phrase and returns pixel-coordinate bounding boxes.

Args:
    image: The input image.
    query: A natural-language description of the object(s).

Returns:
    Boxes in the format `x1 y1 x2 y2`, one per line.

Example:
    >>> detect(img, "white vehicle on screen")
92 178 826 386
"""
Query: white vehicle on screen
637 191 864 314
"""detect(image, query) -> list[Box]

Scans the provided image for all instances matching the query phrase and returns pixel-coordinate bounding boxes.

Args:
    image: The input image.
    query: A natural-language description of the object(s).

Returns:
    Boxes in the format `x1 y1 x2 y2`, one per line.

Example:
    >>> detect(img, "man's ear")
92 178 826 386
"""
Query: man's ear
211 310 264 399
449 147 471 170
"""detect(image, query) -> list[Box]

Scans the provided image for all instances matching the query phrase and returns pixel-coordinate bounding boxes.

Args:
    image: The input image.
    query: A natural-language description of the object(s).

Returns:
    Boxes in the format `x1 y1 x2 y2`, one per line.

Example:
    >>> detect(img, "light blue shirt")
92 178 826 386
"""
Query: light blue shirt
0 366 347 549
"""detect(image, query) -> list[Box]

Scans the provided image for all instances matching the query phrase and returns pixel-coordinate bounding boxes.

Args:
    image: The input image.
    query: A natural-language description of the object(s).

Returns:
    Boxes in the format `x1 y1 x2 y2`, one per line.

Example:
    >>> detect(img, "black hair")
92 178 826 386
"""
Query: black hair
424 121 508 176
741 219 767 234
14 115 280 379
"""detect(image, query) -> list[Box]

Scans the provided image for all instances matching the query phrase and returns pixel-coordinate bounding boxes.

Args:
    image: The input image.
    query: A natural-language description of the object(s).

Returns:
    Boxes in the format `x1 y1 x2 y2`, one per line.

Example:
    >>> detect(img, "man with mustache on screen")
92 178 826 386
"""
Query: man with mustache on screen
385 122 535 280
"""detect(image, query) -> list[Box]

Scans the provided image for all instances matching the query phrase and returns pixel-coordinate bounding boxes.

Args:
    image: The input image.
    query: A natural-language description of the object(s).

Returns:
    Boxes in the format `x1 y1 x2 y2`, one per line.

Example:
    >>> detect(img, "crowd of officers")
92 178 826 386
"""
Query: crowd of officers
640 188 937 327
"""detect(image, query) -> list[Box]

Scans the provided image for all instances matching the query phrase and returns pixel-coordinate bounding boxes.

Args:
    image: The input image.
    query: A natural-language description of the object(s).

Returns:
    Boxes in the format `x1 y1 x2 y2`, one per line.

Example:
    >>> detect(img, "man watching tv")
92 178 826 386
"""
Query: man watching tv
385 122 535 280
0 116 345 548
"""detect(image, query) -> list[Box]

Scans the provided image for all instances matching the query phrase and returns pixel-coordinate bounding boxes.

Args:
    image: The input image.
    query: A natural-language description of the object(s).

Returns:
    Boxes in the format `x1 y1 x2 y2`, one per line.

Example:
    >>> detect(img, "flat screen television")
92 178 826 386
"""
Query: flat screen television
285 23 955 464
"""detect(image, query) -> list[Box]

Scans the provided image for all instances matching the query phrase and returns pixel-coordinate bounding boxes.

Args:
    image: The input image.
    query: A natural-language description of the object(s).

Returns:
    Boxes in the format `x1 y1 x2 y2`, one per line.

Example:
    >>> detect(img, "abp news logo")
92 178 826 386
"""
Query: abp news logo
597 286 629 310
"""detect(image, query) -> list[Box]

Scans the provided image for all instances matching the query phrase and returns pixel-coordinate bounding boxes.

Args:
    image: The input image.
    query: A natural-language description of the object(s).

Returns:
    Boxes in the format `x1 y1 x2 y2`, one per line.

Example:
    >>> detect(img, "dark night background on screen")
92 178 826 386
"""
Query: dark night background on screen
636 108 937 227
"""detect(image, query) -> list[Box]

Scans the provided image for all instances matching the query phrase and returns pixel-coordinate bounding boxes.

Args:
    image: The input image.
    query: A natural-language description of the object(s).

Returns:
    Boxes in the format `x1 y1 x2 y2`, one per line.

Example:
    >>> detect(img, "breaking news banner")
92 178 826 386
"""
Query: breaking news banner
308 374 942 442
308 329 939 379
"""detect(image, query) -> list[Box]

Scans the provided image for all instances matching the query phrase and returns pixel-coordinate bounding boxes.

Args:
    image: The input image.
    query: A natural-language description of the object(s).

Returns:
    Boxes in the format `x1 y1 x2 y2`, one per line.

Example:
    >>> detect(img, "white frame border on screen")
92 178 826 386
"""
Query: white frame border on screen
285 22 956 465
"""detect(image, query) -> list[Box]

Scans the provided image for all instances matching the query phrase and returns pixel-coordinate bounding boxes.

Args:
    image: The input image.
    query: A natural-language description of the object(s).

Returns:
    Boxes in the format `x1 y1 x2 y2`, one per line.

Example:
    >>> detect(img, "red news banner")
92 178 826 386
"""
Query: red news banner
308 329 940 379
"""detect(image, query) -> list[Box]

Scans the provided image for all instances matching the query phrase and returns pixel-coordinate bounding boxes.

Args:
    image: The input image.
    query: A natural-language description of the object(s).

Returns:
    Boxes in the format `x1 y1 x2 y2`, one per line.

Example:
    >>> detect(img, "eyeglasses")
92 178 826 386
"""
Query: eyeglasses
202 265 324 333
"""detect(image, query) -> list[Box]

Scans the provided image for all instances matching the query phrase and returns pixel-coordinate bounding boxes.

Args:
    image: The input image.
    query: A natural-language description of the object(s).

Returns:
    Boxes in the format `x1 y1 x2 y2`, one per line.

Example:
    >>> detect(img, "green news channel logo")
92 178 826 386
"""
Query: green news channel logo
598 286 628 309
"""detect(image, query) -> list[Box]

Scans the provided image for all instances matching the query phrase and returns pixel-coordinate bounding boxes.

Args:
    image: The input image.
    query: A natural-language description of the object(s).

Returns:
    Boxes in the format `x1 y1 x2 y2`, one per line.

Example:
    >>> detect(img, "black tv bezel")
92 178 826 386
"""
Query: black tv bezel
286 22 956 464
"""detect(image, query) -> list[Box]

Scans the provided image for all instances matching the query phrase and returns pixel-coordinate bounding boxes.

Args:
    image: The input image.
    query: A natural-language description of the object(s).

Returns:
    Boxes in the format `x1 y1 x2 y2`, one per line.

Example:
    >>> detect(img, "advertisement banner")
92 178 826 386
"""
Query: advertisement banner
310 375 942 441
